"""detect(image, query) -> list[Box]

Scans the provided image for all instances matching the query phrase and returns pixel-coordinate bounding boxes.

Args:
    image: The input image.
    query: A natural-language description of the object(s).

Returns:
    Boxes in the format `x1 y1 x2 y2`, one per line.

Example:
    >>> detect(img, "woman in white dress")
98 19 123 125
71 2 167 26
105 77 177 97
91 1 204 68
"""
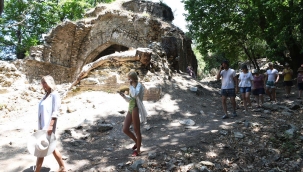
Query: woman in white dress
35 75 65 172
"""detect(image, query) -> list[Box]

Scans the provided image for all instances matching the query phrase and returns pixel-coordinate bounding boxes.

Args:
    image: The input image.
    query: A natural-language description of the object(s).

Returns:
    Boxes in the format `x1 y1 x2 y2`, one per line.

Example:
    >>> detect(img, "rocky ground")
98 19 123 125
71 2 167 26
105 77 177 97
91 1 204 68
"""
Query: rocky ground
1 69 303 172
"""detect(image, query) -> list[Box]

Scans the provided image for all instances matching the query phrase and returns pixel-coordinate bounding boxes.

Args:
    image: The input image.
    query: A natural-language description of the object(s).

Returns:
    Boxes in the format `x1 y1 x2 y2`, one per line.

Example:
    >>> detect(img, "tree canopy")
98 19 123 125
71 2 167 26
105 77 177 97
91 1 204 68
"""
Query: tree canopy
0 0 114 60
183 0 303 71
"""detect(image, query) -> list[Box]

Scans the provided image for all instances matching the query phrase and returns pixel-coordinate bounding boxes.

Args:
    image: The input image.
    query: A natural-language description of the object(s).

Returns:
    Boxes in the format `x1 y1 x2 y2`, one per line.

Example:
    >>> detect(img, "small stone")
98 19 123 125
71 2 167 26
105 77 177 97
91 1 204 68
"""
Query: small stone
117 163 124 168
220 130 228 135
97 124 113 132
281 110 292 116
148 152 157 159
199 161 214 166
144 125 151 131
180 147 187 151
179 119 195 126
234 132 244 139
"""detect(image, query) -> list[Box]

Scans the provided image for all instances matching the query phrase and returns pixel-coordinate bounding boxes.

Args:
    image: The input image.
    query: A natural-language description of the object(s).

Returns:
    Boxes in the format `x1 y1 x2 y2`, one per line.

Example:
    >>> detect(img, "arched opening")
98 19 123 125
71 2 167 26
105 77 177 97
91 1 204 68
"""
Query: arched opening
93 44 129 62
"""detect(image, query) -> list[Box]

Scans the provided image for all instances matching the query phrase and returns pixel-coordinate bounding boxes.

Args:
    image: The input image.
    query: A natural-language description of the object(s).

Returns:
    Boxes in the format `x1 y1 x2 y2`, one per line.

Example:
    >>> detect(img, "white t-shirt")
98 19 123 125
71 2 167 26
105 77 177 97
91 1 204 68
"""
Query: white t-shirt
266 69 279 81
238 72 254 87
220 68 236 89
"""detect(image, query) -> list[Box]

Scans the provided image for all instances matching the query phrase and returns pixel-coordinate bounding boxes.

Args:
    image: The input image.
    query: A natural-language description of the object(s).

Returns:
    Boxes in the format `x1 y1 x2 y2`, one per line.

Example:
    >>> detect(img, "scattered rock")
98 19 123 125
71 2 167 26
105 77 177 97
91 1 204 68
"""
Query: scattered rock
234 132 244 139
179 119 195 126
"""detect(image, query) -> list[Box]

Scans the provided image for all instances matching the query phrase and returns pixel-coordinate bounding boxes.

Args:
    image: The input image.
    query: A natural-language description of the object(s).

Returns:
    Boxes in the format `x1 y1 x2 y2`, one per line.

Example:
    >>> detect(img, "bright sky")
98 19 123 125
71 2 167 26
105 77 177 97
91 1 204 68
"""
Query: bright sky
149 0 188 32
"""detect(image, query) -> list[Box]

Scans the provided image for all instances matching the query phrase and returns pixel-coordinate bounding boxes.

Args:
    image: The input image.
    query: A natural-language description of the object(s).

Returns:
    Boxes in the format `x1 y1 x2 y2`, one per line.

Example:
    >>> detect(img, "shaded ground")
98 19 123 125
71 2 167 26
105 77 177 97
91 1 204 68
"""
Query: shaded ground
1 72 303 172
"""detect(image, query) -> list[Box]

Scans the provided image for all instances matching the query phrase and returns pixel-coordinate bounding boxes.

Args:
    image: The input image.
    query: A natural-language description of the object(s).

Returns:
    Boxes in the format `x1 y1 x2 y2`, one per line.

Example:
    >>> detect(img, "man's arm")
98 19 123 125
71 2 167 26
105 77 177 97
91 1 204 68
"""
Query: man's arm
217 68 222 80
275 73 280 83
233 75 238 91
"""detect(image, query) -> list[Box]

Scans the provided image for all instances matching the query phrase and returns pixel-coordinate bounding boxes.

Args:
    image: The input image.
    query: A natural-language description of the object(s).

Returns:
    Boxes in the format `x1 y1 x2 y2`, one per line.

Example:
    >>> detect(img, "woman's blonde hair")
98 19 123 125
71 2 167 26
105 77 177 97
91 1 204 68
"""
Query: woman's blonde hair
128 71 138 82
42 75 57 92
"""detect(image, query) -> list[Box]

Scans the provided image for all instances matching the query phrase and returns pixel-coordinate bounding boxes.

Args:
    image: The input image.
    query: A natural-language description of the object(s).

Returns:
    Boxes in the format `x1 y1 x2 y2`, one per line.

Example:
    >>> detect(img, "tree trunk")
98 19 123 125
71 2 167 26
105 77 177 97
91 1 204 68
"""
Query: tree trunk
0 0 3 16
69 48 152 89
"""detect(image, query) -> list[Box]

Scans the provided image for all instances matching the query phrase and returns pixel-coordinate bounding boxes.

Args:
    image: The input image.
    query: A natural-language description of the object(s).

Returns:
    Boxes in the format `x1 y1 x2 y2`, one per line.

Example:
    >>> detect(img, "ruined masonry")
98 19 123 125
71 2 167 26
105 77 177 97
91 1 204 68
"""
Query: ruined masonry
19 0 197 101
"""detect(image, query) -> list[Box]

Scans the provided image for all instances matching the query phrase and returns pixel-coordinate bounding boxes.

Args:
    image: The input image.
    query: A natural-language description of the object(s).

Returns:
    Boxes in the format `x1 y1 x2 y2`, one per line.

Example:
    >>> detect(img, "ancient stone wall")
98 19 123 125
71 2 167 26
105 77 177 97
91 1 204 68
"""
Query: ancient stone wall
19 0 197 100
122 0 174 22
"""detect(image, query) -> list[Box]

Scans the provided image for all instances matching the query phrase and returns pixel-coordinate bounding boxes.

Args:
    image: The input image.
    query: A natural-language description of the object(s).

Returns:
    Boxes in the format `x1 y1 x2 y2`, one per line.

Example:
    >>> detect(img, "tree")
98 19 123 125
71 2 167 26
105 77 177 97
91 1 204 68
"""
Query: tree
183 0 303 70
0 0 115 60
0 0 3 16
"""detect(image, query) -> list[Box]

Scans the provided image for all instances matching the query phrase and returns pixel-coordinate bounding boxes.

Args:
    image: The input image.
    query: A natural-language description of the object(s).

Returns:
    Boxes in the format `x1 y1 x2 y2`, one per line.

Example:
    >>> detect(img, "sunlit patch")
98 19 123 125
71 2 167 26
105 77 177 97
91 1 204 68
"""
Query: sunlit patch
210 130 218 133
182 112 195 117
160 136 170 140
174 133 187 137
169 121 181 127
252 127 260 132
206 151 217 158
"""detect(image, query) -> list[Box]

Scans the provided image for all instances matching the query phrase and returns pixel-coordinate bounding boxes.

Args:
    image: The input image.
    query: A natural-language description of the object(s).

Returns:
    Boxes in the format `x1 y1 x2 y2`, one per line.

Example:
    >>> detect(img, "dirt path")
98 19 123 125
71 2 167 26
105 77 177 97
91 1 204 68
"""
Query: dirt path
1 73 303 172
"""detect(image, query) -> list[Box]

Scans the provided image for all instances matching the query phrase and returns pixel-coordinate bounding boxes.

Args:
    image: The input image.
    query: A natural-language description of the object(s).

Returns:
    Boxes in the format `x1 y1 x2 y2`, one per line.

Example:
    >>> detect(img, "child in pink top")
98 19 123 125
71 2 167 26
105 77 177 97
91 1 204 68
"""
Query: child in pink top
252 69 265 107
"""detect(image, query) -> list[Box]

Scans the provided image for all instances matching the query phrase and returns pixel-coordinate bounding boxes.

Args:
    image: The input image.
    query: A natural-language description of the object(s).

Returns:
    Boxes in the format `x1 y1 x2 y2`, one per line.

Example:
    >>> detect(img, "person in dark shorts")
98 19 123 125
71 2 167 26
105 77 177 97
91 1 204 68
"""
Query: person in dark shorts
282 63 293 98
265 62 279 102
252 69 266 107
297 66 303 99
217 60 238 119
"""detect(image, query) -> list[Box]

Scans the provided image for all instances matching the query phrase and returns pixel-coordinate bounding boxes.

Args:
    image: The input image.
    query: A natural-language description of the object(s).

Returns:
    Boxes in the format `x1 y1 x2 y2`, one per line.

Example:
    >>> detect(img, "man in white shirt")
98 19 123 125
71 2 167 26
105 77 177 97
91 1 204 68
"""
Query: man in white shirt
265 62 279 102
217 60 238 119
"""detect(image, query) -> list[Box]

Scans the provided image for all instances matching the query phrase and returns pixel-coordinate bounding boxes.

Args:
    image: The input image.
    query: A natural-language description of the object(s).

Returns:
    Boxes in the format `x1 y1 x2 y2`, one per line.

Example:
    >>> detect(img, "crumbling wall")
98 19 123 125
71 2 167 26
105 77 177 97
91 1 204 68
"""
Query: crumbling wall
20 0 197 100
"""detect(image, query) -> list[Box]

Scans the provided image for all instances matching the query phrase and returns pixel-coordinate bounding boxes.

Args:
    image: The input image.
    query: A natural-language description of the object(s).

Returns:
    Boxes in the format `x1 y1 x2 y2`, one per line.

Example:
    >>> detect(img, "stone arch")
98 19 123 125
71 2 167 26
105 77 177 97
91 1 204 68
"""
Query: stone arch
92 44 129 62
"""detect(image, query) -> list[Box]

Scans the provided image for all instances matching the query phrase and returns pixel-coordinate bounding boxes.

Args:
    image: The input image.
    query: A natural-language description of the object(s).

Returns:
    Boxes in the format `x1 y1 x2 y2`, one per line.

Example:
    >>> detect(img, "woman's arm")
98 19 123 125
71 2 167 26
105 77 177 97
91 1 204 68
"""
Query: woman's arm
51 92 61 118
48 92 61 135
48 118 56 135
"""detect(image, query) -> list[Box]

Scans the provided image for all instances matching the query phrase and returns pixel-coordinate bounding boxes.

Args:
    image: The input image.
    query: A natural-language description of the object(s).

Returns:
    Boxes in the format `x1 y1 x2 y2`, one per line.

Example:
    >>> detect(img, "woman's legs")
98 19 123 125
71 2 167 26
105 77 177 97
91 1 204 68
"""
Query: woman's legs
34 157 44 172
255 95 259 106
122 112 137 145
132 107 141 153
53 149 65 171
260 94 264 105
241 93 247 111
245 92 251 107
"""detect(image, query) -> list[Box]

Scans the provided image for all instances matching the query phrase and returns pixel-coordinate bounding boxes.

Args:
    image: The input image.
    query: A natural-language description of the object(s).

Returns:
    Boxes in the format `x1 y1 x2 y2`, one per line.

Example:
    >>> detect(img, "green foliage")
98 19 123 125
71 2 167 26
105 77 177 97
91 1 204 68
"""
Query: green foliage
0 0 115 60
183 0 303 71
192 46 205 77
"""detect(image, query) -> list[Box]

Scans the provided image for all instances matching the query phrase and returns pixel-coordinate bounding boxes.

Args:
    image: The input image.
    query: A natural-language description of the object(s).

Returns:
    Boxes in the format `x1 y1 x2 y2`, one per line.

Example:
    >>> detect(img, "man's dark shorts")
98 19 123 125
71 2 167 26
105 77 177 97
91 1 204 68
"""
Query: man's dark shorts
221 88 236 97
283 81 293 87
298 83 303 90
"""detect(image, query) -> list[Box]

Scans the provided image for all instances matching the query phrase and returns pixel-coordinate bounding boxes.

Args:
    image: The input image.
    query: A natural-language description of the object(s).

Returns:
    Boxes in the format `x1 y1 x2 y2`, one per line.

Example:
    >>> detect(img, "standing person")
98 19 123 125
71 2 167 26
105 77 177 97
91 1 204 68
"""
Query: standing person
282 63 293 98
35 75 65 172
119 71 147 156
217 60 238 119
252 69 266 107
187 65 196 78
238 64 254 114
265 62 279 102
297 66 303 99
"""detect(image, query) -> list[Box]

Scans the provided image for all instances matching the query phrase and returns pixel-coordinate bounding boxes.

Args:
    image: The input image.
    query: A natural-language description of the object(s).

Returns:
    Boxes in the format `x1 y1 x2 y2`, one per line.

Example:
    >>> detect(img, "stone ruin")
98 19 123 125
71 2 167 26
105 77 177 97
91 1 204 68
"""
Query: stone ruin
12 0 197 101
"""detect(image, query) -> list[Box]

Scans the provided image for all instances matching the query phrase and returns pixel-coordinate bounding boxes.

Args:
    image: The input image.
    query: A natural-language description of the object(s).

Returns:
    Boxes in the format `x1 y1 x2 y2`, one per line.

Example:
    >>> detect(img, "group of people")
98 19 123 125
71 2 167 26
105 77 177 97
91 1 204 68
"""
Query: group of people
33 71 146 171
217 60 303 119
